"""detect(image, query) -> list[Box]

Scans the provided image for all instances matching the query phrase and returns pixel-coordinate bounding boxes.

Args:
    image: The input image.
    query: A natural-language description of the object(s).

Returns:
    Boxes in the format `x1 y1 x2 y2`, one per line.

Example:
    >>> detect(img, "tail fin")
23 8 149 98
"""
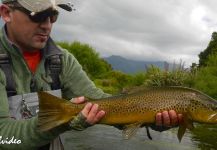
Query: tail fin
37 91 76 132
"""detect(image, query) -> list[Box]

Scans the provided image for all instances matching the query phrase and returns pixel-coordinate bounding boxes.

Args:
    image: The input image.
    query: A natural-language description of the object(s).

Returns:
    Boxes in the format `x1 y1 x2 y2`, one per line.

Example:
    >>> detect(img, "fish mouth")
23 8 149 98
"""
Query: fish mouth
208 113 217 122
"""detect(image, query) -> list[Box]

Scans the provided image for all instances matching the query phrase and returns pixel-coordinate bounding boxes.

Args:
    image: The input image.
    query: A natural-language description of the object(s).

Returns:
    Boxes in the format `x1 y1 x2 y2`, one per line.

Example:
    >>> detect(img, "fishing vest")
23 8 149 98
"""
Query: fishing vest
0 39 64 150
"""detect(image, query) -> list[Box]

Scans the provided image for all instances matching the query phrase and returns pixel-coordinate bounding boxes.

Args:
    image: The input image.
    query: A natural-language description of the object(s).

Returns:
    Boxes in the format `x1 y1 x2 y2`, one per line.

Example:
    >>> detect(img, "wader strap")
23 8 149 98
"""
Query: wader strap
0 42 17 97
0 54 17 97
45 55 62 90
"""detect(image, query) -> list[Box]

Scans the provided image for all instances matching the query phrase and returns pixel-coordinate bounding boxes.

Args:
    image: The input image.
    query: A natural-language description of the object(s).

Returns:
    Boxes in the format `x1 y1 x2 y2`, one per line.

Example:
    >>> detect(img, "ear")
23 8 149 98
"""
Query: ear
0 4 12 23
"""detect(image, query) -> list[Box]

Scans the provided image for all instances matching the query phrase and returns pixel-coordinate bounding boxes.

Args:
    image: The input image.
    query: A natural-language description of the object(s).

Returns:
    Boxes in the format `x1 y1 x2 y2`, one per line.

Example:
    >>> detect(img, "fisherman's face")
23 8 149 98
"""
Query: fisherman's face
0 3 58 52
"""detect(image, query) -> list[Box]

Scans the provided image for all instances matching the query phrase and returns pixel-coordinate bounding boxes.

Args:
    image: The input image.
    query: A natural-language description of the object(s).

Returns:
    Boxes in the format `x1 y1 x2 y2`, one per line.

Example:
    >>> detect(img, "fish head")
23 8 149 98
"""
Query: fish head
188 92 217 124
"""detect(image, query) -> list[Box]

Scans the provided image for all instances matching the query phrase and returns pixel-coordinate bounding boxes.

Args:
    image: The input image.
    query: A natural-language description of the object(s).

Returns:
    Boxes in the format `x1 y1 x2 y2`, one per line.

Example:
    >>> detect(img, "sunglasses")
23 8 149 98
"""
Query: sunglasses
10 6 59 23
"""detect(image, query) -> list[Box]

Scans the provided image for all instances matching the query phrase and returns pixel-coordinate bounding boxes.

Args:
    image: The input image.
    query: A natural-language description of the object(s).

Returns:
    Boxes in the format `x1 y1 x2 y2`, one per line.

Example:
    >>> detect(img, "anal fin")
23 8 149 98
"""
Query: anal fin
122 123 142 139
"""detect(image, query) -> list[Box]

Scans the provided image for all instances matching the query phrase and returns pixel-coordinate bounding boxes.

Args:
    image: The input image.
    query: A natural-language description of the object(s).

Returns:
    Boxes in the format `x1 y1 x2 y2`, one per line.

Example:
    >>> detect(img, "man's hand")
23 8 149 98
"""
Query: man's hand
156 110 183 127
151 110 183 132
71 96 105 125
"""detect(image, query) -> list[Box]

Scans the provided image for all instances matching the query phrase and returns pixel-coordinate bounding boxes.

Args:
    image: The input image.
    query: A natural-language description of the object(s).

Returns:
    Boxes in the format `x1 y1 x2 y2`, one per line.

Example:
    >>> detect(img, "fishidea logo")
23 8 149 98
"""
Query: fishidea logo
0 136 21 144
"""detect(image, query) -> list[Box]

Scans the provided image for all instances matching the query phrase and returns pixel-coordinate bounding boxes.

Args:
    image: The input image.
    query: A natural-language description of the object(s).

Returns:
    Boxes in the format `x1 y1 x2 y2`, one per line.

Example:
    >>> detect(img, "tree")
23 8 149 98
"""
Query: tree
199 32 217 67
57 41 112 79
194 54 217 98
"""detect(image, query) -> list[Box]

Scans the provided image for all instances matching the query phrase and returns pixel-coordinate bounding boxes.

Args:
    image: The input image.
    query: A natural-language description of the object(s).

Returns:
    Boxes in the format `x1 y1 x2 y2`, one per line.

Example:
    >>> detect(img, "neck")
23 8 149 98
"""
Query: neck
22 49 40 53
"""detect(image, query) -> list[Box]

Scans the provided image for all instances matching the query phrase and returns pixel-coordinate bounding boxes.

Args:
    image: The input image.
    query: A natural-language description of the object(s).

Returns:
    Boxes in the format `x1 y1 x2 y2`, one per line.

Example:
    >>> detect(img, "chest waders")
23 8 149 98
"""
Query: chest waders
0 42 64 150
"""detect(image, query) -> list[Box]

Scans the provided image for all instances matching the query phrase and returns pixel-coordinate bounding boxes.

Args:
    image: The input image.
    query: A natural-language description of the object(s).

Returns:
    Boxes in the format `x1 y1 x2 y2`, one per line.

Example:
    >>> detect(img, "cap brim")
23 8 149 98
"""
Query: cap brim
58 4 72 12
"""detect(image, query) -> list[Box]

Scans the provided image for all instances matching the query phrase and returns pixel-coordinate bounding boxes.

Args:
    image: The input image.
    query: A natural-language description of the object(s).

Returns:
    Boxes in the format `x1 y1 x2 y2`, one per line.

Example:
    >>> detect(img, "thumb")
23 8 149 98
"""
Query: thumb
70 96 86 104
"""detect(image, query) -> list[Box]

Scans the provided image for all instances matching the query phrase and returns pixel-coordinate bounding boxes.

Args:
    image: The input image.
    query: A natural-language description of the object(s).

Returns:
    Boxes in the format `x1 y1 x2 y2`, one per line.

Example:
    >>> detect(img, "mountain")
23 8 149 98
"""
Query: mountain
103 55 169 74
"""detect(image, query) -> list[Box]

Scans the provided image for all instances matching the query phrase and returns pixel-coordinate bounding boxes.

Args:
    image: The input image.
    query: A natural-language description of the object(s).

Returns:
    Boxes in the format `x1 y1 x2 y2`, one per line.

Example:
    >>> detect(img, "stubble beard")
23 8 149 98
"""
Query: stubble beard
19 38 48 52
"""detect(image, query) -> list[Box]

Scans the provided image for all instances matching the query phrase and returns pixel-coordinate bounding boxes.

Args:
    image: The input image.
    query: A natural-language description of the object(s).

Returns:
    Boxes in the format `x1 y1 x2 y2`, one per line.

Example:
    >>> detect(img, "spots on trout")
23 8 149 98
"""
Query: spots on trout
189 99 214 112
101 87 216 118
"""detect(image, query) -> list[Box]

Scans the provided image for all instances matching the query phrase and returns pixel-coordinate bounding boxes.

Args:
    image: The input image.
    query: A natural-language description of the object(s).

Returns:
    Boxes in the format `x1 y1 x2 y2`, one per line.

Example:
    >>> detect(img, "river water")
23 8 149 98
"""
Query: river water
61 124 217 150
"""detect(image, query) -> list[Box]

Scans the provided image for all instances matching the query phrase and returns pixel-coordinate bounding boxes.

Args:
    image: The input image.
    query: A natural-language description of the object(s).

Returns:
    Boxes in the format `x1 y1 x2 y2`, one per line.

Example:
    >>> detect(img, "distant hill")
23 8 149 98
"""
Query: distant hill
103 55 170 74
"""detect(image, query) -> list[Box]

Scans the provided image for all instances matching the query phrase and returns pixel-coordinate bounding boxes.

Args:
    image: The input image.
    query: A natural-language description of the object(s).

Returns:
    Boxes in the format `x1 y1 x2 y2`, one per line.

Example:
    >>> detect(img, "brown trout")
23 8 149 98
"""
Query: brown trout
37 87 217 141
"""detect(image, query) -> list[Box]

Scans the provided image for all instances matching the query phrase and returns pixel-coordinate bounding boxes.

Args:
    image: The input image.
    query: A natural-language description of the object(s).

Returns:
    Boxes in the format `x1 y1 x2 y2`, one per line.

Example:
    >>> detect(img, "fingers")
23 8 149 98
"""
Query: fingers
162 111 171 126
168 110 178 126
81 103 105 125
156 113 163 126
178 113 183 124
81 102 92 116
70 96 86 104
71 96 106 126
85 104 99 123
156 110 182 127
86 104 105 124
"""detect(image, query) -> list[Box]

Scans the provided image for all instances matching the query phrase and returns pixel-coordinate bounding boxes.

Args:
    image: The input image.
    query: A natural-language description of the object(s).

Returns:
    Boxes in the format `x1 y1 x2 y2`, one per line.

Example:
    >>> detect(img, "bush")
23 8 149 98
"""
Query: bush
144 65 191 87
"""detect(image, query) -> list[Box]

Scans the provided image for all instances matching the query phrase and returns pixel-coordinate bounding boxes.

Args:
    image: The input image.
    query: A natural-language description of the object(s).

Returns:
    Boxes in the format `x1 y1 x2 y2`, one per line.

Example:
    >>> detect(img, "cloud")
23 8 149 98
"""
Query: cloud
52 0 217 67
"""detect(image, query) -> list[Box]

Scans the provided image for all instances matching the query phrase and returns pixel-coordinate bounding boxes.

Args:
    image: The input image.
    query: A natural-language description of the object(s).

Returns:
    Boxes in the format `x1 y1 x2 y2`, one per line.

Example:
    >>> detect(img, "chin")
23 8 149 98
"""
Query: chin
33 42 47 49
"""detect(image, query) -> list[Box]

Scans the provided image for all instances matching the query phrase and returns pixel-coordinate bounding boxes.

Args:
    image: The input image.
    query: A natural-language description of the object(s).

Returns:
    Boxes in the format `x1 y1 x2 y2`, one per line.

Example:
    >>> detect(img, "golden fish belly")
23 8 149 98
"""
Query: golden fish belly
99 111 157 125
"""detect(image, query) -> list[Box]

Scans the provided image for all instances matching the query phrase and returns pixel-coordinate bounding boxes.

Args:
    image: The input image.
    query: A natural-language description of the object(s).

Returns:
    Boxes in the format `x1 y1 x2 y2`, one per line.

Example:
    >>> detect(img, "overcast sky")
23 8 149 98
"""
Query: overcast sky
0 0 215 67
44 1 217 66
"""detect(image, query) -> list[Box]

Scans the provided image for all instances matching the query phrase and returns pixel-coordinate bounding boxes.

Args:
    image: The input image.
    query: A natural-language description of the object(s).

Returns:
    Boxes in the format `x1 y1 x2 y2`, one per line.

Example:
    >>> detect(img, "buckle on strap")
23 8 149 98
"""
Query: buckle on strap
0 54 10 64
45 55 62 90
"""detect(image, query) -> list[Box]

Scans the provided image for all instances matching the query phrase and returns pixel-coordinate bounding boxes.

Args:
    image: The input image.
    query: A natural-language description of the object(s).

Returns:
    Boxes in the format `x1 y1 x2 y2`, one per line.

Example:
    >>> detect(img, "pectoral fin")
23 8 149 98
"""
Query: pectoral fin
122 123 142 139
177 115 194 142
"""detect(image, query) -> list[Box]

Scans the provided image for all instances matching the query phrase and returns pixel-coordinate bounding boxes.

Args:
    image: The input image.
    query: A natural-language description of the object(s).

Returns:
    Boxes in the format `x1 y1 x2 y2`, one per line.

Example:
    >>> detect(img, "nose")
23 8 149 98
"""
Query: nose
39 17 52 30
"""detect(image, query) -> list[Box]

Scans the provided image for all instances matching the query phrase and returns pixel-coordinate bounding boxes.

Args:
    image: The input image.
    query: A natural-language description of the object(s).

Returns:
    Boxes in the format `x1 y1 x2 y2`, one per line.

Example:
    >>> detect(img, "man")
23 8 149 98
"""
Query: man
0 0 182 149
